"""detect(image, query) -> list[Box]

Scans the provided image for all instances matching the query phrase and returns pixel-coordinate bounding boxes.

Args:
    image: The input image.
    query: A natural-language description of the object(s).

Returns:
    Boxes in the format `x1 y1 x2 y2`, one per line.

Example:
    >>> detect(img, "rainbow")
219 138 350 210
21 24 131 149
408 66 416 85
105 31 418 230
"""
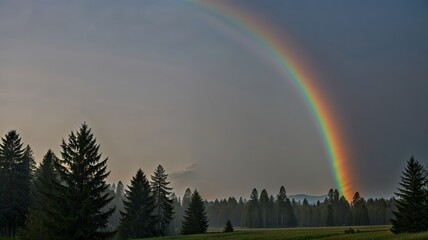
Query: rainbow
190 0 354 200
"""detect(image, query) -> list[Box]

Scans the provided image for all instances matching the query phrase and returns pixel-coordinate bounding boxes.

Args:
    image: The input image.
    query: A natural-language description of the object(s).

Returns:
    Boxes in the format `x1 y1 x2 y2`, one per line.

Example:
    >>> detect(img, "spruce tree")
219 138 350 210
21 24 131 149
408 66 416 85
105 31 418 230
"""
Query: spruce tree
268 195 275 227
259 189 269 228
23 145 37 178
169 193 182 234
277 186 287 227
111 181 125 228
351 192 369 226
425 166 428 230
224 219 234 232
245 188 261 228
325 203 333 226
151 164 174 236
118 169 156 239
284 198 296 227
49 123 115 239
338 196 352 226
181 190 208 235
0 130 29 237
391 156 427 233
24 150 58 240
101 184 116 230
18 145 35 227
182 188 192 209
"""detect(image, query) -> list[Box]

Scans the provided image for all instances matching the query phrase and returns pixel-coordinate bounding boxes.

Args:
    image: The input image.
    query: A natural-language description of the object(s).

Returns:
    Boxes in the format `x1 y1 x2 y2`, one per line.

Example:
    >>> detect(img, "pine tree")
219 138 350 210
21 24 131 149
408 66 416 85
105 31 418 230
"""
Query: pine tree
23 150 58 240
118 169 156 239
18 145 35 226
111 181 125 228
351 192 369 226
301 198 312 227
0 130 29 237
182 188 192 209
268 195 275 227
245 188 261 228
151 165 174 236
24 145 38 206
24 145 37 176
425 167 428 230
48 123 115 239
325 203 333 226
333 189 340 203
391 156 427 233
325 189 334 226
338 196 352 226
101 184 116 230
285 198 297 227
181 190 208 235
224 219 234 232
259 189 269 228
169 193 182 234
277 186 287 227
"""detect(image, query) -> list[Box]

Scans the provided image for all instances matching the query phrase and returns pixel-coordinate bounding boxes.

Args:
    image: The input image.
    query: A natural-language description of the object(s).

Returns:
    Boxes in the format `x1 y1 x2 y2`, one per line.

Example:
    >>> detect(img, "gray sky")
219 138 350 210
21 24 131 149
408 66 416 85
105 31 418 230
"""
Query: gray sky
1 0 427 200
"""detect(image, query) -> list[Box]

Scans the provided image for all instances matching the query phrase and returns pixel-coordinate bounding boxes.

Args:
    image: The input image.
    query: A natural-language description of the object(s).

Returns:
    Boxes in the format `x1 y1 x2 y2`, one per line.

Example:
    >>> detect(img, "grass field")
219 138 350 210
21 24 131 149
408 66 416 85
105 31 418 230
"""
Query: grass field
143 226 428 240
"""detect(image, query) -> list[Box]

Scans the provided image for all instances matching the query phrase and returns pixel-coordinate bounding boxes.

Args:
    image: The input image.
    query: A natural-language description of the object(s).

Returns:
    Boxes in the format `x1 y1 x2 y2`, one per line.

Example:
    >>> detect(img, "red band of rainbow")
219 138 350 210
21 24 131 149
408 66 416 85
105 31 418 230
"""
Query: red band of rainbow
190 0 353 201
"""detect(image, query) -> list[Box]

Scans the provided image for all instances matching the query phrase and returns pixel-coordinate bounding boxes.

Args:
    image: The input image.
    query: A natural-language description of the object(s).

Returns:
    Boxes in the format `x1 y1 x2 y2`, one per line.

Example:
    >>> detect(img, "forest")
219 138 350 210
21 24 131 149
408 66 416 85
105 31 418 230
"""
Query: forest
103 184 396 233
0 123 427 239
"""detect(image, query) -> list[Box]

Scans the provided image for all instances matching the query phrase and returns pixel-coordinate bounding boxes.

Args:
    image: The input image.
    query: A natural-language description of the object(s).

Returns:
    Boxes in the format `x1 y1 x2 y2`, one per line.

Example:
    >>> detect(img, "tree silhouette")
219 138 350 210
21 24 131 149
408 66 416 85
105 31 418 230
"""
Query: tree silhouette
24 150 58 240
224 219 234 232
181 190 208 235
259 189 269 228
151 165 174 236
49 123 115 239
244 188 261 228
391 156 427 233
119 169 156 239
351 192 369 226
0 130 31 237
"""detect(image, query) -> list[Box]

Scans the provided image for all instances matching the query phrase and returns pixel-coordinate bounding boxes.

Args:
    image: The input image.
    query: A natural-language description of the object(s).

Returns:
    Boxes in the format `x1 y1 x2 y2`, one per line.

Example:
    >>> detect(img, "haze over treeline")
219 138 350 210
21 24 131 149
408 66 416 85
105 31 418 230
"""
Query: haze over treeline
1 124 416 239
1 0 428 199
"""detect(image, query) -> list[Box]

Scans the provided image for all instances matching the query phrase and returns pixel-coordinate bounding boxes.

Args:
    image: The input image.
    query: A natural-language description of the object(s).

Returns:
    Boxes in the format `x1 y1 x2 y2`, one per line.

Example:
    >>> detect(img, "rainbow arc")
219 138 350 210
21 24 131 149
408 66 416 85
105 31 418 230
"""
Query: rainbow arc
191 0 354 201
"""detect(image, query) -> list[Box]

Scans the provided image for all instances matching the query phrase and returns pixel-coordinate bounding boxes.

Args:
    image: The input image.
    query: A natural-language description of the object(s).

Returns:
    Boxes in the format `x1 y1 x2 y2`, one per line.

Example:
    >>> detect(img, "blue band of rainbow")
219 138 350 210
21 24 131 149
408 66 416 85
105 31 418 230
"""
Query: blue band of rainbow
191 0 353 200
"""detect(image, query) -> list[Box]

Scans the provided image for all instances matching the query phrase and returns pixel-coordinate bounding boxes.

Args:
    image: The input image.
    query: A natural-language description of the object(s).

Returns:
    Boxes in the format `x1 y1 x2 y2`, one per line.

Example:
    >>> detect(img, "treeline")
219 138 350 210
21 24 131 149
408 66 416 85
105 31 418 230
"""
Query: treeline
204 188 396 228
104 186 395 233
1 123 427 238
0 124 207 239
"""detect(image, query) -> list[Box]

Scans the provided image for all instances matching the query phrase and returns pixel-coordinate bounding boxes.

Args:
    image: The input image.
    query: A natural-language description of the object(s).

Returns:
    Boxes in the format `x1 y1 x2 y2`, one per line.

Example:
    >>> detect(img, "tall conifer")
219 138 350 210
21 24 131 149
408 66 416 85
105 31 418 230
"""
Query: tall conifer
24 150 58 240
181 190 208 235
277 186 287 227
118 169 156 239
245 188 261 228
0 130 29 237
391 157 427 233
49 123 115 239
259 189 269 228
151 165 174 236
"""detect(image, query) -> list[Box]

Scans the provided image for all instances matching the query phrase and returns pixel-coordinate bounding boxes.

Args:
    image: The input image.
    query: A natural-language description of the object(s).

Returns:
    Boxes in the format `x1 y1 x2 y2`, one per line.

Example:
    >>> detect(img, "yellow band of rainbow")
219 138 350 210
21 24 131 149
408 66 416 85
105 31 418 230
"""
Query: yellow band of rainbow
191 0 353 201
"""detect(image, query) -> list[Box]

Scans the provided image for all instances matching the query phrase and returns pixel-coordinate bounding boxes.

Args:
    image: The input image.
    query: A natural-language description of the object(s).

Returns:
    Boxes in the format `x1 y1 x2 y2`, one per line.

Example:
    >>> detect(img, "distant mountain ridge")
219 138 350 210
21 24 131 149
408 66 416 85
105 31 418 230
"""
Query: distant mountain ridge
289 194 327 205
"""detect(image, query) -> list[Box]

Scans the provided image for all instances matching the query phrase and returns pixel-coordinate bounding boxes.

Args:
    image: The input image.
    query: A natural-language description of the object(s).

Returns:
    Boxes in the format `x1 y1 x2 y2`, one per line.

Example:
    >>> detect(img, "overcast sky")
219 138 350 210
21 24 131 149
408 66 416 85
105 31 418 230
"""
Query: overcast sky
1 0 427 200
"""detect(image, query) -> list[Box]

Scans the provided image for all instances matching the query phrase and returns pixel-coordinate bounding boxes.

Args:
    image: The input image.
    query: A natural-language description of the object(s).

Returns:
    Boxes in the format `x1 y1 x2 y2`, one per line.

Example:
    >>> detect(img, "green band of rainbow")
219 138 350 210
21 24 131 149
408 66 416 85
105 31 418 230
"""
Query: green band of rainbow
191 0 353 200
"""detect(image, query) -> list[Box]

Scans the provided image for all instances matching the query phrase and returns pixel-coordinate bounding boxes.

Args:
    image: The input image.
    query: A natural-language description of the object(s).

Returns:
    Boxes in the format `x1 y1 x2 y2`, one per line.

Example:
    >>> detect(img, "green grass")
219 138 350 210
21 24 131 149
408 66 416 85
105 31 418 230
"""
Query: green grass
2 226 428 240
143 226 428 240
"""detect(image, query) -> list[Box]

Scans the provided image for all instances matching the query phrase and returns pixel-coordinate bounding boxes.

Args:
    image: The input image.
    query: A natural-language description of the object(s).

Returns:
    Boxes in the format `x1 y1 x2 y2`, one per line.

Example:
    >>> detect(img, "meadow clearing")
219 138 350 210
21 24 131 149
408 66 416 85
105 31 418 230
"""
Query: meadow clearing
143 226 428 240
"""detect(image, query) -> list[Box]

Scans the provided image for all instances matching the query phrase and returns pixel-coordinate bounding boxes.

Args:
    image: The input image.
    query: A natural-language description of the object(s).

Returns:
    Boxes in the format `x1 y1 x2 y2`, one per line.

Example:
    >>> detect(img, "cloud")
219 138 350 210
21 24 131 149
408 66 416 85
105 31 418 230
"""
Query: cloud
170 164 198 182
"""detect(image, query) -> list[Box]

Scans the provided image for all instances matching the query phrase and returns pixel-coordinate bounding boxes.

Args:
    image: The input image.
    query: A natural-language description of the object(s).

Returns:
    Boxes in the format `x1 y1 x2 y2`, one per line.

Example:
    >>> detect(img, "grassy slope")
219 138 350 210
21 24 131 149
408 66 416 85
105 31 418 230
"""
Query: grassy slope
143 226 428 240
